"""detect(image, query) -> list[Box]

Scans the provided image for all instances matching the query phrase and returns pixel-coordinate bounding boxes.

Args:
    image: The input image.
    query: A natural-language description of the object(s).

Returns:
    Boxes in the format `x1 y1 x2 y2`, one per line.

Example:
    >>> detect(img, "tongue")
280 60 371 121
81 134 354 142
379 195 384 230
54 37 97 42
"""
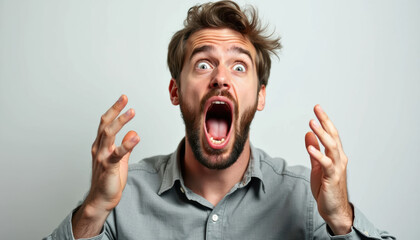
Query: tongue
206 118 228 139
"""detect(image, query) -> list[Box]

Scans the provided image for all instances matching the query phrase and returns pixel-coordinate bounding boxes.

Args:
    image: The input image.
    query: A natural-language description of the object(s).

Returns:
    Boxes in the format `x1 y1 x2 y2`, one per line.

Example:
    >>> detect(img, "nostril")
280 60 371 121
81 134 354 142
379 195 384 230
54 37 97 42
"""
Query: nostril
210 80 229 89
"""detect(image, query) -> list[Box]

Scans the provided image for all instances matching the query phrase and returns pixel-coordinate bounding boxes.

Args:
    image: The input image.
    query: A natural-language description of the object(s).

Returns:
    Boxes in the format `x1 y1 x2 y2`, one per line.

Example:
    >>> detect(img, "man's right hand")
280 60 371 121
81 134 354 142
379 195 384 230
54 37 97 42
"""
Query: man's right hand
72 95 140 238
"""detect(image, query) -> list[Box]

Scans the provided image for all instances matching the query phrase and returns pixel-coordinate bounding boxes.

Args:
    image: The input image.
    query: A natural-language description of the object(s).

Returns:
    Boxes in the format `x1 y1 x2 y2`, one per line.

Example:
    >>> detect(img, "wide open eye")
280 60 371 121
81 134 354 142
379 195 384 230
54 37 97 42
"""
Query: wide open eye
233 63 246 72
197 62 211 70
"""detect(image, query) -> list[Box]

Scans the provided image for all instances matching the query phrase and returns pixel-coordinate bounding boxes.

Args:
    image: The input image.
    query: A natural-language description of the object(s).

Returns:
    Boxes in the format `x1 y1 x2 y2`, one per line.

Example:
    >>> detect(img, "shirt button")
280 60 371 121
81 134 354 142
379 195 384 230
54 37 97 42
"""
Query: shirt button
212 214 219 222
180 187 185 194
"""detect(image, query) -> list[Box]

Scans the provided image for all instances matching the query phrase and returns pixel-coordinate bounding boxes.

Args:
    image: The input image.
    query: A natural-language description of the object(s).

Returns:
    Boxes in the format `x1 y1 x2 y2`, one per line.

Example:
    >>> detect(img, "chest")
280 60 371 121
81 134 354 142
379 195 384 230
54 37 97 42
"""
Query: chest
110 182 312 240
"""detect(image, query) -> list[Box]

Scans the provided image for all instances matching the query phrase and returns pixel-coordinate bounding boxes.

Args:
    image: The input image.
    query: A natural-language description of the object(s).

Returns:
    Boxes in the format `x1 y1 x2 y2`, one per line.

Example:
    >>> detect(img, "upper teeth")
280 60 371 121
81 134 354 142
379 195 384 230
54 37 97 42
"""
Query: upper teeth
212 101 226 105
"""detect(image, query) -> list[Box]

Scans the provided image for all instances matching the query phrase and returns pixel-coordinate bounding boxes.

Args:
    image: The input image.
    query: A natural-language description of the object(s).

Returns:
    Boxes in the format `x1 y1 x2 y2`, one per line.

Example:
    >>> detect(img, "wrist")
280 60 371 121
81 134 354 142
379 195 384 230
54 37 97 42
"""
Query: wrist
80 202 112 220
71 202 111 238
326 203 354 235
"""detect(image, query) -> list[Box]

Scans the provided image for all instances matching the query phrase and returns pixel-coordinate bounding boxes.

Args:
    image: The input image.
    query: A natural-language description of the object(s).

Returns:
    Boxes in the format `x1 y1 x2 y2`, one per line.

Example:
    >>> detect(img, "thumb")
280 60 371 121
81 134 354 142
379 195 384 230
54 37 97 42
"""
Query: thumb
118 130 140 164
305 132 321 169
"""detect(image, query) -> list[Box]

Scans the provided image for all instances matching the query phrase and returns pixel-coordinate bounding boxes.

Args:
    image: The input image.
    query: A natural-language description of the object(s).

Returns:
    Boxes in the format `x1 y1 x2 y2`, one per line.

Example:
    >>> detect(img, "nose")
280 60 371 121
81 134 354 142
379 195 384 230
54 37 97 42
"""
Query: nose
209 66 231 90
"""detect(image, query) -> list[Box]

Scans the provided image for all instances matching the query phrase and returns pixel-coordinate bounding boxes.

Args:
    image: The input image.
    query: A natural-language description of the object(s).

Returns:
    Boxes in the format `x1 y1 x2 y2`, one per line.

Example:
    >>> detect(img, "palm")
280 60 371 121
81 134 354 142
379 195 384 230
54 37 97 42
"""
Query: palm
86 95 140 211
304 105 353 235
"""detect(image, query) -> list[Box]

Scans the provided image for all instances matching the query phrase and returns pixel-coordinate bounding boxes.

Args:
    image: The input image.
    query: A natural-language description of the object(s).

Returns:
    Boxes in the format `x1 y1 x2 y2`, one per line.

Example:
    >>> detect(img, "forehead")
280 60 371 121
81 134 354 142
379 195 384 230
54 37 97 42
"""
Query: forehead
185 28 256 60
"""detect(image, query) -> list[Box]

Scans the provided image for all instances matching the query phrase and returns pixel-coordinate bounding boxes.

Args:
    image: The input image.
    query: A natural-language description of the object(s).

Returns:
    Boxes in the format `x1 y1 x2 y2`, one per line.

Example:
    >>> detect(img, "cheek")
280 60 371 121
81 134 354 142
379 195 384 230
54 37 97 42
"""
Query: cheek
239 95 257 115
181 80 205 104
233 81 258 113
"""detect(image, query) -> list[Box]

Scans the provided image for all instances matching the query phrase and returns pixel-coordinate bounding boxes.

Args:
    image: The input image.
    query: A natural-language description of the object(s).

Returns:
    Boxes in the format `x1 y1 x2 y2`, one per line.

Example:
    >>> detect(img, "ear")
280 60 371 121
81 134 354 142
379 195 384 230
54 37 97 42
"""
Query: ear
169 78 179 105
257 84 266 111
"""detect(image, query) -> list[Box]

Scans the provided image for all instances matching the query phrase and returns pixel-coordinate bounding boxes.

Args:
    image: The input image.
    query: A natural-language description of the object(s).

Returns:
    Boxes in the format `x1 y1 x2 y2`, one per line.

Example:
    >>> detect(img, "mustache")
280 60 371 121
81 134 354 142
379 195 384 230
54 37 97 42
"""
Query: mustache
199 89 236 114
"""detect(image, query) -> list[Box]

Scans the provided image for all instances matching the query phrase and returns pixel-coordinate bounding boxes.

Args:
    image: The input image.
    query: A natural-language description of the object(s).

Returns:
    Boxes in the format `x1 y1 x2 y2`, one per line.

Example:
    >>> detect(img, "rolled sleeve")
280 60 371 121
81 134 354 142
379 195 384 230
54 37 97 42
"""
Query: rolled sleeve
351 206 395 239
329 228 360 240
43 208 105 240
326 205 396 240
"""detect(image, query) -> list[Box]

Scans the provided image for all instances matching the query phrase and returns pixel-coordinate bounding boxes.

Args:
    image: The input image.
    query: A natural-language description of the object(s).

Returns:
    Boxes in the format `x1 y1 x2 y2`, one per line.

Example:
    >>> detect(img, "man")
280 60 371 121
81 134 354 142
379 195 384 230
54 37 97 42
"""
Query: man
46 1 395 239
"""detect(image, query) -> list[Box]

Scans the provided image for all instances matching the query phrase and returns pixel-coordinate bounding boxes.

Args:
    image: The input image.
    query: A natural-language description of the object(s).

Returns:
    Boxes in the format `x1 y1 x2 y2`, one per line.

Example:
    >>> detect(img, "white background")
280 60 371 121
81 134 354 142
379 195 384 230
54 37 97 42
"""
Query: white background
0 0 418 239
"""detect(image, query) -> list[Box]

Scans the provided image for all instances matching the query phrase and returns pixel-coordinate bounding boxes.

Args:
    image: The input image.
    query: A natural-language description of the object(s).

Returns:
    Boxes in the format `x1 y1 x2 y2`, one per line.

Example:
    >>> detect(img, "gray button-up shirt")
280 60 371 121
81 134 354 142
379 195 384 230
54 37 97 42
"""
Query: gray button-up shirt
46 140 395 239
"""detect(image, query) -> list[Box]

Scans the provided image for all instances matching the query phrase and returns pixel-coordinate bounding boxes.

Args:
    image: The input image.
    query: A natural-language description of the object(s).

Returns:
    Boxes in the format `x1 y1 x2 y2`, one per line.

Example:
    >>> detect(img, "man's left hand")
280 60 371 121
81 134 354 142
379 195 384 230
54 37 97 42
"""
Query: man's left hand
305 104 354 235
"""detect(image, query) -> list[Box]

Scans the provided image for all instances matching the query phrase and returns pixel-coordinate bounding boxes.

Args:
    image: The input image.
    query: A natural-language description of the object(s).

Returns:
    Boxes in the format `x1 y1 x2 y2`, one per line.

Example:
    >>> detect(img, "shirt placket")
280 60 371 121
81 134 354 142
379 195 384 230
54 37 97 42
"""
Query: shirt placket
205 199 227 240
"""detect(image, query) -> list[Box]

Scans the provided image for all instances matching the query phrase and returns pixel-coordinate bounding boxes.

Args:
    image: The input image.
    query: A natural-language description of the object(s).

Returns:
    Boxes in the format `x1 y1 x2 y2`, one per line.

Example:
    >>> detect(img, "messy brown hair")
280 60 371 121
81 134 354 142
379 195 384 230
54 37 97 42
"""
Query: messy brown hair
167 0 281 88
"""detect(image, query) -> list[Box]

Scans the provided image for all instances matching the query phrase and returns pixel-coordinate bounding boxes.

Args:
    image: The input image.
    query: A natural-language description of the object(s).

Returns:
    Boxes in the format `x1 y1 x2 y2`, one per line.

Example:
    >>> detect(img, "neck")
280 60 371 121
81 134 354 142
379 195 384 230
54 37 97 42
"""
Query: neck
182 138 251 206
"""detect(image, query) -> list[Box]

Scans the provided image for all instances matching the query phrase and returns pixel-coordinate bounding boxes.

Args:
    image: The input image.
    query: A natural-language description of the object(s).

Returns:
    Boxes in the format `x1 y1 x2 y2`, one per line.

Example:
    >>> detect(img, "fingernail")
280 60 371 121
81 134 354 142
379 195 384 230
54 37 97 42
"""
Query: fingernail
117 95 124 103
317 105 324 113
125 109 132 116
131 136 139 142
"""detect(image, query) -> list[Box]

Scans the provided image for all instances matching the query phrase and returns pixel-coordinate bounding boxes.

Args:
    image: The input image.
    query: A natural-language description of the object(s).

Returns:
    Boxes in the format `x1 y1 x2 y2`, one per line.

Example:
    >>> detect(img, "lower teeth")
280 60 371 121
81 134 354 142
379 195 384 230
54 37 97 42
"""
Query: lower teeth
210 137 225 144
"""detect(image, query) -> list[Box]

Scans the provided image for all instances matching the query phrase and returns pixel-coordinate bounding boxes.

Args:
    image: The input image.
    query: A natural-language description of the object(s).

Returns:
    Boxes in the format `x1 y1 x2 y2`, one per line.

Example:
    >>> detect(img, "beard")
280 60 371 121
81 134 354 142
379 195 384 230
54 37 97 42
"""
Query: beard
179 89 258 170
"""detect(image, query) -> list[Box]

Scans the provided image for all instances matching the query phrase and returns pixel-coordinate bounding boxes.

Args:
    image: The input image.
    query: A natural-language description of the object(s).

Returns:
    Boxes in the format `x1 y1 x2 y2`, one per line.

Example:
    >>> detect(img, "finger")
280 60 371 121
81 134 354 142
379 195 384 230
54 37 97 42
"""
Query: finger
110 131 140 163
100 108 135 150
305 131 320 151
313 104 343 148
307 145 335 177
305 132 322 170
98 95 128 135
92 95 128 154
306 132 322 198
310 119 341 162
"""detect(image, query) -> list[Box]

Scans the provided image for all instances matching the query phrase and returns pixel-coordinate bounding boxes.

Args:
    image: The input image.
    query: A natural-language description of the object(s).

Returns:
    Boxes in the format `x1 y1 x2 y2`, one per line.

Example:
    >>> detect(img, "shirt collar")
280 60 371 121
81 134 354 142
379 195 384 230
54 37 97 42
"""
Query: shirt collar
158 138 265 195
158 139 185 195
249 142 264 185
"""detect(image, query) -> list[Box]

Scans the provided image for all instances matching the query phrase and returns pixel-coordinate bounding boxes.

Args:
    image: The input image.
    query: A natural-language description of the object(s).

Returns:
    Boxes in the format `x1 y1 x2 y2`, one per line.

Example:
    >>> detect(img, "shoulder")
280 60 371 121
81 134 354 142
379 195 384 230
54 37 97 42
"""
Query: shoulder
252 146 311 187
125 154 174 188
128 154 171 174
121 153 175 197
252 147 321 234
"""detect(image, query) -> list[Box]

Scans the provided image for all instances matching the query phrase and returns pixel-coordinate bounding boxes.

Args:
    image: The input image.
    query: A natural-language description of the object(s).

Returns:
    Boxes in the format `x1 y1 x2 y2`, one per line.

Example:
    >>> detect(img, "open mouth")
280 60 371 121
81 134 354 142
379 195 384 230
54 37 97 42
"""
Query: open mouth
203 96 233 149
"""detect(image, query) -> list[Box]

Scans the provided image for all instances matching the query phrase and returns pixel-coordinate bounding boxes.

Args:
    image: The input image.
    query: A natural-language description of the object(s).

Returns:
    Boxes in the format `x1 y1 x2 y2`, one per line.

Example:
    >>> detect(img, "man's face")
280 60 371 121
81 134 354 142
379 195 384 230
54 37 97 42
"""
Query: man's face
170 28 266 169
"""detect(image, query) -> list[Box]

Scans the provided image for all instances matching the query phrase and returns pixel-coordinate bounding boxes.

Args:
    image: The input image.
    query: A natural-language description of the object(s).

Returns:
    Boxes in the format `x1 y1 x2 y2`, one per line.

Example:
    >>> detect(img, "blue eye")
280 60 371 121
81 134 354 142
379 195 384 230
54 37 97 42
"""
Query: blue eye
197 62 211 70
233 64 246 72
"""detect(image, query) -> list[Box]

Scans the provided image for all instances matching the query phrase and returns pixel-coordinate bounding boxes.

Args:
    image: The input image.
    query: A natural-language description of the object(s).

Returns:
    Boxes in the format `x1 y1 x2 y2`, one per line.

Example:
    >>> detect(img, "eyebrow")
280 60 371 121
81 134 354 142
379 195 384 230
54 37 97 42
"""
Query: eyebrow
189 45 214 61
228 46 253 63
189 45 254 63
